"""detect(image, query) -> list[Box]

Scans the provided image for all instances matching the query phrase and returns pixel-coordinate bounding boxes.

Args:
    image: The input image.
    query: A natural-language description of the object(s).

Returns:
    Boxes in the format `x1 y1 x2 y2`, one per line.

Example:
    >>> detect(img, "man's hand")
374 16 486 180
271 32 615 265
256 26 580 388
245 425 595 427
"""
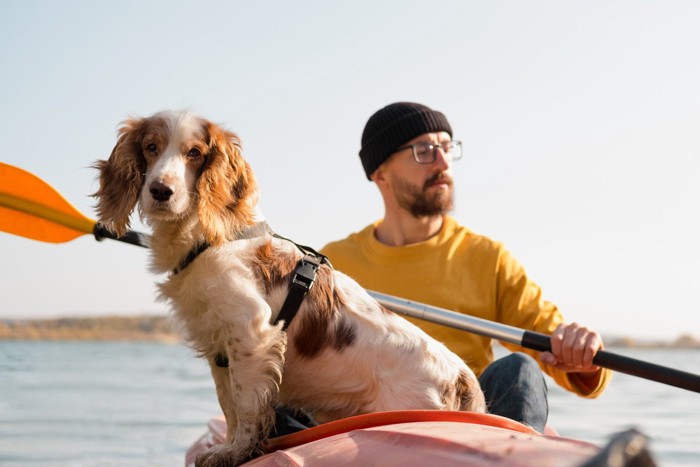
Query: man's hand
539 322 603 374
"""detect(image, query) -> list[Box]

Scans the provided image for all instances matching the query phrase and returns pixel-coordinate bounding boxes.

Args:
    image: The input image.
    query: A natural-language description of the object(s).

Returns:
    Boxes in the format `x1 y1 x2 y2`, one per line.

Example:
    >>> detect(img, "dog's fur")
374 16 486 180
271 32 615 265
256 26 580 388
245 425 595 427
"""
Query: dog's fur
93 110 486 466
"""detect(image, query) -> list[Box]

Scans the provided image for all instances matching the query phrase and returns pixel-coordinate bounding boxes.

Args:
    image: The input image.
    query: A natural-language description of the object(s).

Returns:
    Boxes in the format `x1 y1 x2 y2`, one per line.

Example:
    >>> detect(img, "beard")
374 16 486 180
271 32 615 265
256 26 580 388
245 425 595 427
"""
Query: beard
393 172 455 217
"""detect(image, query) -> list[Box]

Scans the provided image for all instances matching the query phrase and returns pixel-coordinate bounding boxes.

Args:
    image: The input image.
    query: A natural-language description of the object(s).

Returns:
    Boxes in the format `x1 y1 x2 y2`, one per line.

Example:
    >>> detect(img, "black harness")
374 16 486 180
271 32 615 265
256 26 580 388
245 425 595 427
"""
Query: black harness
271 234 330 331
171 222 330 368
172 221 273 275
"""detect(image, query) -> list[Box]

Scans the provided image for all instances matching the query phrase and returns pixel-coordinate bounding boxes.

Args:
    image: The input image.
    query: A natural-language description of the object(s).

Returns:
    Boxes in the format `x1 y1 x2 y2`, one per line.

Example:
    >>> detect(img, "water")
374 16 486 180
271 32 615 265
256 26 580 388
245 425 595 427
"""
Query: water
544 346 700 466
0 341 698 466
0 342 219 466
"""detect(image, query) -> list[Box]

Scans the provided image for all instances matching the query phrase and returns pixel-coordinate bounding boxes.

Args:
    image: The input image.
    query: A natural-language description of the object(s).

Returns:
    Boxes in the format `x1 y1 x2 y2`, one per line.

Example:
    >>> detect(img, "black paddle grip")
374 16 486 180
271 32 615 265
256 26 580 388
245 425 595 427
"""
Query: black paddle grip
522 330 700 393
93 223 149 248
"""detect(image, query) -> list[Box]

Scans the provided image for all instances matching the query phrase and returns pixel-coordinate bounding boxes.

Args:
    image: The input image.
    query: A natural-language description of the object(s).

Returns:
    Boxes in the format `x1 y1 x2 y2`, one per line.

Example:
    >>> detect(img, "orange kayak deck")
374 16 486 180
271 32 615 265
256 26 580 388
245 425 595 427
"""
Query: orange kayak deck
186 411 600 466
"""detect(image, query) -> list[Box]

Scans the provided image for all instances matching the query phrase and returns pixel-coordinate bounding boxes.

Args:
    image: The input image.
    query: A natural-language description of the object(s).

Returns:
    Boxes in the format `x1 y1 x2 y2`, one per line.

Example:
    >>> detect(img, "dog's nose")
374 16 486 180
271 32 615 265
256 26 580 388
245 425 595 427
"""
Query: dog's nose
149 181 174 202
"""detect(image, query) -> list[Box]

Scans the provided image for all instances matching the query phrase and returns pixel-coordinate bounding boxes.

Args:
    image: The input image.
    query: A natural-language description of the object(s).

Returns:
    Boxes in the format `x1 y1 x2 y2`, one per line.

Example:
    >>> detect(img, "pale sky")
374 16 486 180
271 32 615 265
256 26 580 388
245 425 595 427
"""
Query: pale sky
1 1 699 340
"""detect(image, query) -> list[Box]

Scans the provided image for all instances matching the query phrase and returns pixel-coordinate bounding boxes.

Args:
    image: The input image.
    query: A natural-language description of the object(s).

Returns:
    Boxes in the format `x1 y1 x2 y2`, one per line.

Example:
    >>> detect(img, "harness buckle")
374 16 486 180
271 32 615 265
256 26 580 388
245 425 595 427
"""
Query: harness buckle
275 249 330 330
291 257 320 290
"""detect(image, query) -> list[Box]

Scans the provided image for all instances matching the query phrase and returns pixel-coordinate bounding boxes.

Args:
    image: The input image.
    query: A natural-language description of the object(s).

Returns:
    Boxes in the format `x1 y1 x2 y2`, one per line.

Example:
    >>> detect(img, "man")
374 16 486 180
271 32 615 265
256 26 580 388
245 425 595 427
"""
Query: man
320 102 612 432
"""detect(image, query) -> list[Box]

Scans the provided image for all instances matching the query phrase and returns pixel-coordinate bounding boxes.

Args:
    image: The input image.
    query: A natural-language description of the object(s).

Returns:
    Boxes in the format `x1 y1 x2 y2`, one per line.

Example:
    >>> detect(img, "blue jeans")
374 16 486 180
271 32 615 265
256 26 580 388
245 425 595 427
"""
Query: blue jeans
478 352 548 432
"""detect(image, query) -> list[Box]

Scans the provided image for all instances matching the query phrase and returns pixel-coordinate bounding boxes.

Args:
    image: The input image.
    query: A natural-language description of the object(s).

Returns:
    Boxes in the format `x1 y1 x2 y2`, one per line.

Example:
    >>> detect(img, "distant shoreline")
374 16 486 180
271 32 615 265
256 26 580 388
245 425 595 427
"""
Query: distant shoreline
0 315 181 343
2 315 699 348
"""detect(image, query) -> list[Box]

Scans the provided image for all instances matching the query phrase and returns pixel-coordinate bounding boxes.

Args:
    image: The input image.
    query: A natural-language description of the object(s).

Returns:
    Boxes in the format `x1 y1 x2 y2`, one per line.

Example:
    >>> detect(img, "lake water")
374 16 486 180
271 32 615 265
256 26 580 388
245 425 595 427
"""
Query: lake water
0 341 698 466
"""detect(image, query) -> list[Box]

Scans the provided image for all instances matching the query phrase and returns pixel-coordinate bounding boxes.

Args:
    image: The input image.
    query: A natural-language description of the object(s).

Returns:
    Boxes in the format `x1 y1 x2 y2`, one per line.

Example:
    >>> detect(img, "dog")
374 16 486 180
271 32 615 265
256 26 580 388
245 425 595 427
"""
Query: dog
93 110 486 466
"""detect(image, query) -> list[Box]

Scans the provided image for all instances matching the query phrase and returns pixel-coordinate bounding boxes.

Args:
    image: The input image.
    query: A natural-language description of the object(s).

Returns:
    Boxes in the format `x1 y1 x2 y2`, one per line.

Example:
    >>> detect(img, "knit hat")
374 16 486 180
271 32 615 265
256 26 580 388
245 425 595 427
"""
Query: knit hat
359 102 453 180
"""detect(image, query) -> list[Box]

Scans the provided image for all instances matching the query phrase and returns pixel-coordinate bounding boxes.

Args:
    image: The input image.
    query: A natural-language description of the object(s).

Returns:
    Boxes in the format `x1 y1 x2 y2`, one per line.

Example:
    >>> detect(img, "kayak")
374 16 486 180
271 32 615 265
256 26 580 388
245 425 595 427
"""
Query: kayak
185 410 652 466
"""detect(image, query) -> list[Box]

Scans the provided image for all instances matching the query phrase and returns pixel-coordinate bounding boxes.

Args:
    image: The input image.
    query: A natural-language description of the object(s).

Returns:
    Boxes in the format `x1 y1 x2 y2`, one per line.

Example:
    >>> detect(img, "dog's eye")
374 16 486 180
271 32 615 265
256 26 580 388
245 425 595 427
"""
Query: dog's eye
146 143 157 154
188 148 202 158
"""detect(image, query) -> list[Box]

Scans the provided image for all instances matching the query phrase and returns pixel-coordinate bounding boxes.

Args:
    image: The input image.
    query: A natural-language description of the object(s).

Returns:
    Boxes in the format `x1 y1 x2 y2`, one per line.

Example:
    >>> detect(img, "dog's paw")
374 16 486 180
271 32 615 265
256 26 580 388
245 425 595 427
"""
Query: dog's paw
195 444 252 467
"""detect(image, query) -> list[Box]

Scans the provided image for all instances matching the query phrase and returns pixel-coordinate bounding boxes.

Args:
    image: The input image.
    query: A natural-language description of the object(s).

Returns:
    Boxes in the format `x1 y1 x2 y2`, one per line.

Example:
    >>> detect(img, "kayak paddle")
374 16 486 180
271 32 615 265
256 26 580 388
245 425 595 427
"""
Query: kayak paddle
0 162 148 248
369 291 700 394
2 162 699 393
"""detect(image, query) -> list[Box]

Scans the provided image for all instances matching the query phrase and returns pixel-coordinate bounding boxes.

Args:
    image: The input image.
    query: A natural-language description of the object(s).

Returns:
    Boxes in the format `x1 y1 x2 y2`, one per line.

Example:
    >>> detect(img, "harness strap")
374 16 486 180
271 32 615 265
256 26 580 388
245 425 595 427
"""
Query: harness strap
274 253 325 330
172 221 272 275
270 232 332 330
172 242 210 275
272 232 332 267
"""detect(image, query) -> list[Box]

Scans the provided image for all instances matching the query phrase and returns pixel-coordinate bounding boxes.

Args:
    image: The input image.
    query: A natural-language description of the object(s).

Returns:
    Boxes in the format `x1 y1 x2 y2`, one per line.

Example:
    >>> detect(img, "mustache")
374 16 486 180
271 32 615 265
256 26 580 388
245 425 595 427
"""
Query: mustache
424 172 453 189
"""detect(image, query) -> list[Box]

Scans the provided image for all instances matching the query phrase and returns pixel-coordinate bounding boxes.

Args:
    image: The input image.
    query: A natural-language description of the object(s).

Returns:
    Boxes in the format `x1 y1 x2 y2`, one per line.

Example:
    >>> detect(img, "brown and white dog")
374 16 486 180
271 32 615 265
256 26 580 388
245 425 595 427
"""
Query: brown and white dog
93 110 485 466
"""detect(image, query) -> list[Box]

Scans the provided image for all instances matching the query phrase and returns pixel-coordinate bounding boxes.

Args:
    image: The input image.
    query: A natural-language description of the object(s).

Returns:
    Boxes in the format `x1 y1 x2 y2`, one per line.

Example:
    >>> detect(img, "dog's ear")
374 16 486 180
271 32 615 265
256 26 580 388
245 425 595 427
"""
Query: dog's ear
197 121 259 246
92 118 146 237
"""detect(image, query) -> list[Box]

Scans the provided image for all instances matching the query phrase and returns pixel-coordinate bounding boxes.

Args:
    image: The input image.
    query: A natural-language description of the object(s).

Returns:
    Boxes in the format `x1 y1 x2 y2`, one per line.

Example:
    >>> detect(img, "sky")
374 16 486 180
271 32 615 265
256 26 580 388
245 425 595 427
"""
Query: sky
1 1 699 340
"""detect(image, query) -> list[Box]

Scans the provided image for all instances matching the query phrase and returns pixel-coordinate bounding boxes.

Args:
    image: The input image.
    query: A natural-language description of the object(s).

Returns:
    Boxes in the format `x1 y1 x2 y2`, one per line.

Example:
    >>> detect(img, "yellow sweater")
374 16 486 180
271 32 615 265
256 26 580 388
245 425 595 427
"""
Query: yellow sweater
321 216 611 398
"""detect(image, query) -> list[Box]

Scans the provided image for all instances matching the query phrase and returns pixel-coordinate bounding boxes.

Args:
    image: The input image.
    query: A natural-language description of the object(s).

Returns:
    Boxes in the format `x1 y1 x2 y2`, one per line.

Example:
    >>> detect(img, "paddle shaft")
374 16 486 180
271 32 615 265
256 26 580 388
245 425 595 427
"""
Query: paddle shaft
368 291 700 394
93 224 149 248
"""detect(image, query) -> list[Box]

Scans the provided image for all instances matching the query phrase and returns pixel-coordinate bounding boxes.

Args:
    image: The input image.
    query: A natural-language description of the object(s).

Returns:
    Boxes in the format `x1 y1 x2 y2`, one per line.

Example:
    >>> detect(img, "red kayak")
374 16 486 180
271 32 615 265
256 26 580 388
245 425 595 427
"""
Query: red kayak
186 411 627 466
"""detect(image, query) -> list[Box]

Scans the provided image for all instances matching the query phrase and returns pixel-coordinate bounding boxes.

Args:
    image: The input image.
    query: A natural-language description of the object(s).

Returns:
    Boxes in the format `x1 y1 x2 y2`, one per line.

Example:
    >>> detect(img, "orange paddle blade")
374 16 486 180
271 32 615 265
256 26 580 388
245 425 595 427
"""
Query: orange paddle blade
0 162 96 243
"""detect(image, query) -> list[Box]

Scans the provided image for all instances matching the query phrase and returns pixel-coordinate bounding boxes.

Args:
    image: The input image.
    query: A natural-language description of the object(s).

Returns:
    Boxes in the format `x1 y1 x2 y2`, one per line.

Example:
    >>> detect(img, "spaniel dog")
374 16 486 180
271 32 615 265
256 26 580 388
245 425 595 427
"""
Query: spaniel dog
93 110 485 466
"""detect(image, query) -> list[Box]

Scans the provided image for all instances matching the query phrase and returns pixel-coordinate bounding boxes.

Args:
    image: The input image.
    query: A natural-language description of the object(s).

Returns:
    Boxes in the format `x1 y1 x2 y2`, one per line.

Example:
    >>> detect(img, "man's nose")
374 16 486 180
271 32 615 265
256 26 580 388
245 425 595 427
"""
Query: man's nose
432 147 451 170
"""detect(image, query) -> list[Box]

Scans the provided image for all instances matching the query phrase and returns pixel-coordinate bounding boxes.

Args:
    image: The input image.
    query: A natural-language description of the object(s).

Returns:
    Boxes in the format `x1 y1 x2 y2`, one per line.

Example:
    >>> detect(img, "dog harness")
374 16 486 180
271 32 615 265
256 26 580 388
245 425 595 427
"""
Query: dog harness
272 234 330 331
170 222 330 369
172 221 273 274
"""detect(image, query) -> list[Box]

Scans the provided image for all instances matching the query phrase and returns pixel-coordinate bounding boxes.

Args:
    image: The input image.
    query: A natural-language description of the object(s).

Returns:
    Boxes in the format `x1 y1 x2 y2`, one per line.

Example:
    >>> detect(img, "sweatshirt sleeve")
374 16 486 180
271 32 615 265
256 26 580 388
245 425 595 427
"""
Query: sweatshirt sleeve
495 247 612 398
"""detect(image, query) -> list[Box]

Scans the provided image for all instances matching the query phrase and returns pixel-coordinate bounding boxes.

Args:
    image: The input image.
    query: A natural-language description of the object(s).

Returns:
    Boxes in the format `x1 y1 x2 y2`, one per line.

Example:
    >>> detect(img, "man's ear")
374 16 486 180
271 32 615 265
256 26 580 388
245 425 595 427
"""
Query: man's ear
370 165 386 184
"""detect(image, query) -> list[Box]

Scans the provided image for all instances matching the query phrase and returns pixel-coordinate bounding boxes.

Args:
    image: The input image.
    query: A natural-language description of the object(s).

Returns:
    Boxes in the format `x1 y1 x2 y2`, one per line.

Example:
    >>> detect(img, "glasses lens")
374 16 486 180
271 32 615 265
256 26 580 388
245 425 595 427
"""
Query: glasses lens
413 143 435 163
446 141 463 161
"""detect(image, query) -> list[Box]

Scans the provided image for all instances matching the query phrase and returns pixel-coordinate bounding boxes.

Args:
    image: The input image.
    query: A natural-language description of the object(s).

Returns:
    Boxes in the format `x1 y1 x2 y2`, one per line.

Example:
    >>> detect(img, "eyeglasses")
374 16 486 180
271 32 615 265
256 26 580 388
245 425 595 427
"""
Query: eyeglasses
394 140 463 164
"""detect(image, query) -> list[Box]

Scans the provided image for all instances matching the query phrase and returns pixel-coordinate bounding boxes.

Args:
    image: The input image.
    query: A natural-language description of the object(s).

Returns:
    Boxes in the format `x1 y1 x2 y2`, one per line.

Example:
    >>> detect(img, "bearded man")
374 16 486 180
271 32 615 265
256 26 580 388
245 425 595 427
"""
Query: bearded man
321 102 611 432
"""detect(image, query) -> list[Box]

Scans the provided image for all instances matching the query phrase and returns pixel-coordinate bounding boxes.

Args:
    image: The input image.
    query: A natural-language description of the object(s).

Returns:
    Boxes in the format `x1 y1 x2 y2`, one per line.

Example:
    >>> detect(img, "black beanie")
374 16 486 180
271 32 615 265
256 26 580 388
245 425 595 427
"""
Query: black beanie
359 102 453 180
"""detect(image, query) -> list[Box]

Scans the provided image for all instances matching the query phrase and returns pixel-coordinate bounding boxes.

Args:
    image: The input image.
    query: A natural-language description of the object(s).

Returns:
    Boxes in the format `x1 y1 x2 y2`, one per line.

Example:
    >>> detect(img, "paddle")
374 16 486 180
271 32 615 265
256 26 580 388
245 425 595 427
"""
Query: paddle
0 162 148 248
2 162 699 393
369 291 700 393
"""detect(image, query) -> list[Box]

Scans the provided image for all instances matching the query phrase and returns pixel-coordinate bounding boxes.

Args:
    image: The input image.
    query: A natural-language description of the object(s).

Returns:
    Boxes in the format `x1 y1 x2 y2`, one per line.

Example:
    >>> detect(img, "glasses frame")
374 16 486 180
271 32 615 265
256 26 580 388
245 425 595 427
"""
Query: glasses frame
395 140 463 164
